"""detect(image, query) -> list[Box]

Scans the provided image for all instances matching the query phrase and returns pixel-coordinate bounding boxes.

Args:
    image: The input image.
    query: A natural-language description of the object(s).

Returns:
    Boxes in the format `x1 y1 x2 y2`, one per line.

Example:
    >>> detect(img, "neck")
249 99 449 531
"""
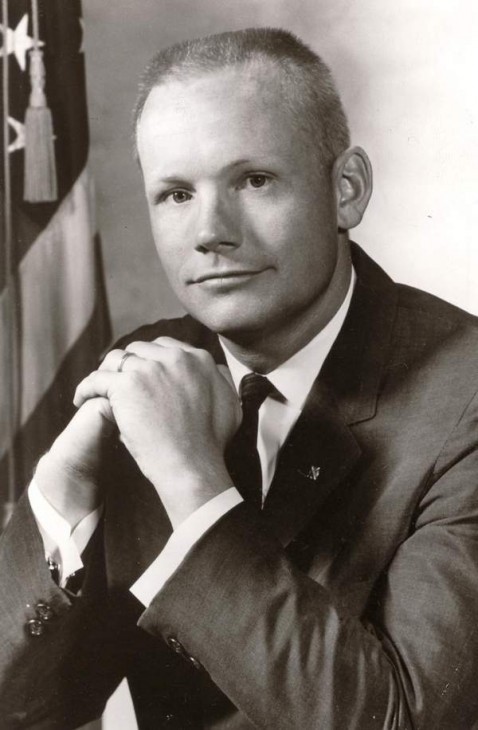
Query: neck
221 240 352 373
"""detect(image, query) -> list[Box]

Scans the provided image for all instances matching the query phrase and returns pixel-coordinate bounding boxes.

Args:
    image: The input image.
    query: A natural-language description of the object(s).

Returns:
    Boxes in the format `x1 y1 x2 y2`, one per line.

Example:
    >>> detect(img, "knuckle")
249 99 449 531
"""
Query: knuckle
153 336 177 346
166 347 186 367
142 357 160 372
101 349 122 368
195 348 212 364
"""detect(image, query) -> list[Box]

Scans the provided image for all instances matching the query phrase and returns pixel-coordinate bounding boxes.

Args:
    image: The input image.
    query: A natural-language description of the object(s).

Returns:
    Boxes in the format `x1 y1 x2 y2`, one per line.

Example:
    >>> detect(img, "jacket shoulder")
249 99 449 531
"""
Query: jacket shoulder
393 283 478 365
396 283 478 330
113 314 216 351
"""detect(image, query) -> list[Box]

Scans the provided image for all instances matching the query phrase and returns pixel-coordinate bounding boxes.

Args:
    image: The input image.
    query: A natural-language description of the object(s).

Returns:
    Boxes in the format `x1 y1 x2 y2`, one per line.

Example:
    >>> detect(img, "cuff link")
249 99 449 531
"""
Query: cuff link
26 618 44 637
35 602 55 622
47 556 60 585
25 602 56 638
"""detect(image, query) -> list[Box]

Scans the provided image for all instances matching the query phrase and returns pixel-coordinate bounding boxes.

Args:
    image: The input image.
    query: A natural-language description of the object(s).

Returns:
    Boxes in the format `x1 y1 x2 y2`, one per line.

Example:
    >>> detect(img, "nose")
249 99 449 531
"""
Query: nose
194 189 240 253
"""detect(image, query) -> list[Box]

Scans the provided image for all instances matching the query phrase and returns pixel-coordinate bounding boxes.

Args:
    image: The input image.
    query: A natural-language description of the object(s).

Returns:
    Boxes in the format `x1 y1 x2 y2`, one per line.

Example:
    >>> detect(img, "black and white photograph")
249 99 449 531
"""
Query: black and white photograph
1 1 478 728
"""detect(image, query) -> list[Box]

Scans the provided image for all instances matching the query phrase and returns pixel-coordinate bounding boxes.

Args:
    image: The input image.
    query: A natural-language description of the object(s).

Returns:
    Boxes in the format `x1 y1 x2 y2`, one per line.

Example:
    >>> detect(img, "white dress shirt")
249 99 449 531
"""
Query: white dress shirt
29 476 103 584
30 270 355 601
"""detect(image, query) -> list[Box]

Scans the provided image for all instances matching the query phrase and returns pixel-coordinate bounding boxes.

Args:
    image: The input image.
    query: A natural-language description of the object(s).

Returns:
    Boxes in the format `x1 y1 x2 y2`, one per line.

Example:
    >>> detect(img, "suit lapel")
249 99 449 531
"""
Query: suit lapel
319 243 399 424
262 380 361 547
261 244 400 547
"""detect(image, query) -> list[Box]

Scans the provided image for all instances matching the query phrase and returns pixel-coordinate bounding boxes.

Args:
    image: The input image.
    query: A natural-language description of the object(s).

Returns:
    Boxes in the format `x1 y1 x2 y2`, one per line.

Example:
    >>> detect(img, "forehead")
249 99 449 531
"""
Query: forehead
139 59 285 120
136 62 307 168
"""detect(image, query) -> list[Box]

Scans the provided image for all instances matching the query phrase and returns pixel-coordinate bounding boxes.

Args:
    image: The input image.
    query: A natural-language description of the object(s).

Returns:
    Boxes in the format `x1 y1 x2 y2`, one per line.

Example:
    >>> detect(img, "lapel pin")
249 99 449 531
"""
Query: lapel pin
298 465 321 481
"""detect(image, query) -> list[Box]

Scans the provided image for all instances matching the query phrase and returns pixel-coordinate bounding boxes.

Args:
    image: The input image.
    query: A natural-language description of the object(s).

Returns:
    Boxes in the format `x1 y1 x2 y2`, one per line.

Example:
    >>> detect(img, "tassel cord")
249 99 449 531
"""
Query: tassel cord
31 0 39 48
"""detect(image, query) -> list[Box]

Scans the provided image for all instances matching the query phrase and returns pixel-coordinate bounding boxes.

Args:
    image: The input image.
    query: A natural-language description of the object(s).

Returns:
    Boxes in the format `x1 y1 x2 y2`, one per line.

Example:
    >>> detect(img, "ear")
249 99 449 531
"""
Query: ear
332 146 373 230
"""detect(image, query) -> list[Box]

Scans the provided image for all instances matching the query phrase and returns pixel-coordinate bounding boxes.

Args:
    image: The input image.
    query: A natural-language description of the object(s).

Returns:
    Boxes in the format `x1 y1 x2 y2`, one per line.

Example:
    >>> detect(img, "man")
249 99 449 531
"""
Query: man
1 27 478 729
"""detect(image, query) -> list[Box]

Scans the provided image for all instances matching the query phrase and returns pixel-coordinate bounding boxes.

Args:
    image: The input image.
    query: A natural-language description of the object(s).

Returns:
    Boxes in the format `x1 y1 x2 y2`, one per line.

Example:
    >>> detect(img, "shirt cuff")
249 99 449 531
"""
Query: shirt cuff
131 487 243 606
28 477 103 586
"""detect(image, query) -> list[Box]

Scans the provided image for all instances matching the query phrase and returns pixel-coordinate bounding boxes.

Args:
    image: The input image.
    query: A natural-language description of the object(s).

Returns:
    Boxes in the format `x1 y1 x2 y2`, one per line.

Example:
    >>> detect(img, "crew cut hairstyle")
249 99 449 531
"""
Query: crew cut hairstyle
133 27 351 171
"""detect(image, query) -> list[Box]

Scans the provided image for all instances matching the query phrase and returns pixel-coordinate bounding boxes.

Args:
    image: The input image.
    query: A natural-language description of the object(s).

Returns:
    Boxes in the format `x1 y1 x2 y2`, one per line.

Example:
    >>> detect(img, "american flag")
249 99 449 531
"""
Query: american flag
0 0 111 528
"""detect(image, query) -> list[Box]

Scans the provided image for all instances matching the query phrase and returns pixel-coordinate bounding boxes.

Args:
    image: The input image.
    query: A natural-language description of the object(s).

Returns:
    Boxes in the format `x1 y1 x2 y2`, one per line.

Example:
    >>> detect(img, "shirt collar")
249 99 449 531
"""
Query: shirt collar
221 268 356 411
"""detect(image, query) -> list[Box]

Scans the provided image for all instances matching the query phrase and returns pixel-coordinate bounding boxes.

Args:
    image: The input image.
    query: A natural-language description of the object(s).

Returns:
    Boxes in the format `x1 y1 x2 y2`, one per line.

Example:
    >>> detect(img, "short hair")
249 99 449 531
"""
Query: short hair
133 27 350 171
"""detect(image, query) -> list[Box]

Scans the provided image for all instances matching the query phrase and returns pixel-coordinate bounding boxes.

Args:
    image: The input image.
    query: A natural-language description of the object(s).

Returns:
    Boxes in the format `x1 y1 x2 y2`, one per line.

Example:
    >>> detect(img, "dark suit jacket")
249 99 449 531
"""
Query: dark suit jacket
2 244 478 729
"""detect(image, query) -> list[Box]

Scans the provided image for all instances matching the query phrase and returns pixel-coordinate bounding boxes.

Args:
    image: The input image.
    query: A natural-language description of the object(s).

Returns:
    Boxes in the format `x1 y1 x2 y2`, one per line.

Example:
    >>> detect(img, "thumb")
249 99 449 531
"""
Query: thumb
52 397 117 459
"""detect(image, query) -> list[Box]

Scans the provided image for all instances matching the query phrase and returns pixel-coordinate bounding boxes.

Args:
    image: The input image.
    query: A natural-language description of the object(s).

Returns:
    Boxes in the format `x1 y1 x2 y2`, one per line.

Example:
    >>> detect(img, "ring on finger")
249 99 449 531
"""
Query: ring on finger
117 351 135 373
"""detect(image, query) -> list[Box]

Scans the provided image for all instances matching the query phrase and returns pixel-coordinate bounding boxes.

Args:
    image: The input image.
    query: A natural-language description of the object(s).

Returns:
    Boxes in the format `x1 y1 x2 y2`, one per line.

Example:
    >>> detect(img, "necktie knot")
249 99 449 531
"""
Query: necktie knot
239 373 276 412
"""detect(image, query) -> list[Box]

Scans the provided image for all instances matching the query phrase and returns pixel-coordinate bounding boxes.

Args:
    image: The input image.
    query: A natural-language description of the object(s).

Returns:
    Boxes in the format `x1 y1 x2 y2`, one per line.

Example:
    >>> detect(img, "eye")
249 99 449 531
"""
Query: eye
166 190 192 204
154 188 192 205
247 174 269 189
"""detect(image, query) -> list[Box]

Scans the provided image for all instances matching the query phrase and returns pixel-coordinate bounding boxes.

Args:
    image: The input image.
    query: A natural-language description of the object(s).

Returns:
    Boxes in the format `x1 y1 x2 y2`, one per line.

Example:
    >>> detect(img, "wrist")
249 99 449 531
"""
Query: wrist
150 458 234 529
35 452 101 528
165 484 234 530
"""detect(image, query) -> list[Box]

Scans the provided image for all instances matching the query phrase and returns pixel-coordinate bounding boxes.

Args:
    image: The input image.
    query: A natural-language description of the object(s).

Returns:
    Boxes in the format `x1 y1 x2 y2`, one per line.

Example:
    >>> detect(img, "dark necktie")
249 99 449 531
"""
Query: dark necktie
226 373 277 509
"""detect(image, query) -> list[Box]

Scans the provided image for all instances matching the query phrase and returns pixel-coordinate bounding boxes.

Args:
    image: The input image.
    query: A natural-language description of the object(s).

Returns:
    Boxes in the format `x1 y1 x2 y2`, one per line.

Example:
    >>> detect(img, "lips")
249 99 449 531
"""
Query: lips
190 269 264 284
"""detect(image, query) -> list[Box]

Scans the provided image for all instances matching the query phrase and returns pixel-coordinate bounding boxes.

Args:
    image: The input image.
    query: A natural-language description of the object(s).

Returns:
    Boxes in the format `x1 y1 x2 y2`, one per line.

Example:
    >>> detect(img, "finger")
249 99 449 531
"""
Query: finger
51 397 117 471
74 371 121 408
151 336 200 353
126 338 206 362
125 341 174 361
75 396 116 429
100 348 125 372
100 349 143 373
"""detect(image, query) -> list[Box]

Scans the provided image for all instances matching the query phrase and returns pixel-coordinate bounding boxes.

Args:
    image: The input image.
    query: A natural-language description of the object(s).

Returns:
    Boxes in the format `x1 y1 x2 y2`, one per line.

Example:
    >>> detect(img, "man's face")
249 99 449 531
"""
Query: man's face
137 63 344 343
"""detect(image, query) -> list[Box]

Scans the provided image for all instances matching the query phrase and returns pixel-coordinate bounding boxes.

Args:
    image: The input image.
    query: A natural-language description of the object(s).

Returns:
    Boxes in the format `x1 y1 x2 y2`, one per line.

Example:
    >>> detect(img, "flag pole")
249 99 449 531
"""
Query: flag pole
2 0 19 528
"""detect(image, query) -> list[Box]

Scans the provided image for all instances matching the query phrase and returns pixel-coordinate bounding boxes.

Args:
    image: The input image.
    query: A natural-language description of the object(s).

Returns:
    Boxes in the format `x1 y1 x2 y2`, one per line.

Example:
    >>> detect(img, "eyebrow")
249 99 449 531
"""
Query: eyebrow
225 159 253 170
149 158 269 189
153 176 190 186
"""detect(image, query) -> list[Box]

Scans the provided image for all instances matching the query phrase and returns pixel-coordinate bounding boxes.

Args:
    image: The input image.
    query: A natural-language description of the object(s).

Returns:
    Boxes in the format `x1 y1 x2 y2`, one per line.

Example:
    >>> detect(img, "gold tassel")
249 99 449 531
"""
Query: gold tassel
23 3 58 202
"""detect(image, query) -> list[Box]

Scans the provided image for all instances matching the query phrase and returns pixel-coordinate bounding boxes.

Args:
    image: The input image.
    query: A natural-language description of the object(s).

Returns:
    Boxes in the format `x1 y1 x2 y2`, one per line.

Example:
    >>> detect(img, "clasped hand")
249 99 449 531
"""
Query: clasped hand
40 338 241 528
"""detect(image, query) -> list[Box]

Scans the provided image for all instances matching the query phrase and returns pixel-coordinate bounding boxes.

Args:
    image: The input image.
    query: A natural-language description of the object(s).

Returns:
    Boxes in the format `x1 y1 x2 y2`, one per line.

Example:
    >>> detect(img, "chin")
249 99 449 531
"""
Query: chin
209 319 277 350
184 292 256 329
189 306 266 340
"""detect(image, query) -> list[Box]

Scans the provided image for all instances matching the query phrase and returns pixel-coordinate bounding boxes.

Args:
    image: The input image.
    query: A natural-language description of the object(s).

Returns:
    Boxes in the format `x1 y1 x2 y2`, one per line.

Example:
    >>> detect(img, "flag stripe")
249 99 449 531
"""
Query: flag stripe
0 237 110 498
0 166 100 457
1 0 111 530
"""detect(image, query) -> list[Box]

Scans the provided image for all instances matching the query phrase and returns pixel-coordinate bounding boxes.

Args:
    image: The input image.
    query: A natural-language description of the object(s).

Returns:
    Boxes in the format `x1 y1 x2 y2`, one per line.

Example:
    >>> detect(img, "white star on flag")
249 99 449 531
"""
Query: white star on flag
7 116 26 153
0 13 44 72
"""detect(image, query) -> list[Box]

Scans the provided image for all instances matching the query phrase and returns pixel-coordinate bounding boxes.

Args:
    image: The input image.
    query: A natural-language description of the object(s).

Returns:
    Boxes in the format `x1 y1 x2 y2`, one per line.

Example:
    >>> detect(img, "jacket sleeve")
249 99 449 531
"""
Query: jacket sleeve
0 494 124 729
137 398 478 730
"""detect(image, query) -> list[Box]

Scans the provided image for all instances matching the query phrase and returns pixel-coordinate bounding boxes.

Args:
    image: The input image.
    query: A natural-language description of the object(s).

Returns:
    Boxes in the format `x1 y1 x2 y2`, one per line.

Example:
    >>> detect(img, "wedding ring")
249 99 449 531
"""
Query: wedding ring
117 351 134 372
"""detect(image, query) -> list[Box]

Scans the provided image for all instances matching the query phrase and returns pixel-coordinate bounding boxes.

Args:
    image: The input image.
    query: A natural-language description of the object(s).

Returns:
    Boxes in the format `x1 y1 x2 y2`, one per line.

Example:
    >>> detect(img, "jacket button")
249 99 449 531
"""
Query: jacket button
167 636 202 669
187 654 203 671
35 602 55 622
167 636 184 654
26 618 44 637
